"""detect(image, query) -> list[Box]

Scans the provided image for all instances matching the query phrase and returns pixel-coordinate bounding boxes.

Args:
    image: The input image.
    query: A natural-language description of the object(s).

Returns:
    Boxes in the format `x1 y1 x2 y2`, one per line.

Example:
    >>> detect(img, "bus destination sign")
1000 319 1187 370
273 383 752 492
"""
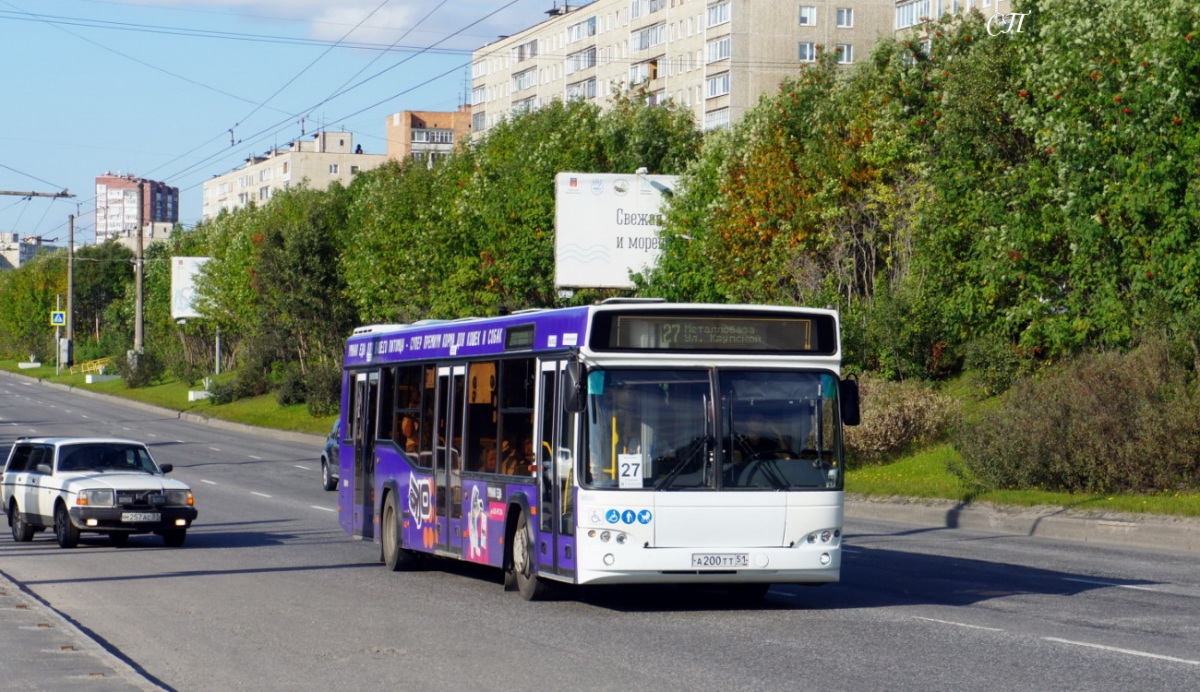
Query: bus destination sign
606 315 830 353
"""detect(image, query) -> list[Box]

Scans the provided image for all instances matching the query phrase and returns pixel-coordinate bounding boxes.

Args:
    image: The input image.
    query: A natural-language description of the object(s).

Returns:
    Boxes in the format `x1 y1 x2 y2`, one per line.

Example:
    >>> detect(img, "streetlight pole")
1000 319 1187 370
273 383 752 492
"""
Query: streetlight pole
65 213 74 365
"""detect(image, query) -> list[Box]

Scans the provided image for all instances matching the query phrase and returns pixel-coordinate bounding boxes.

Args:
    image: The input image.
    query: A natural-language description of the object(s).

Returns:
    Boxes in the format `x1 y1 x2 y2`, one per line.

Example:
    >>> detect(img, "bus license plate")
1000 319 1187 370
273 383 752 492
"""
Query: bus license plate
691 553 749 569
122 512 161 523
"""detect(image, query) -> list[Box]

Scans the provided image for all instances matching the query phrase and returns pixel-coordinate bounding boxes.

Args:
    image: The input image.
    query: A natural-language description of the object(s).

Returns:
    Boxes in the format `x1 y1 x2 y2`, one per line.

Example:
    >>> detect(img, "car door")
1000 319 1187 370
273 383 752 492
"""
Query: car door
1 443 33 514
28 445 58 524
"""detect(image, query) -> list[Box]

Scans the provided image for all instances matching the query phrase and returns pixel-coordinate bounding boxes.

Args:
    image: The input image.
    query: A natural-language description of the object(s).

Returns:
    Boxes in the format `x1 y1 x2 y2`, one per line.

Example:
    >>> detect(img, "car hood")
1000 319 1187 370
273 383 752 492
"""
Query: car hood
59 472 191 491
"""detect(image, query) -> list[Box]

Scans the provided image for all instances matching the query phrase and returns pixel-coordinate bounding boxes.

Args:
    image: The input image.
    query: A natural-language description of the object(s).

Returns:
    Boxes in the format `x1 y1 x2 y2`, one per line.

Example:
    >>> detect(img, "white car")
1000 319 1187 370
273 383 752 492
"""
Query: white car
1 437 198 548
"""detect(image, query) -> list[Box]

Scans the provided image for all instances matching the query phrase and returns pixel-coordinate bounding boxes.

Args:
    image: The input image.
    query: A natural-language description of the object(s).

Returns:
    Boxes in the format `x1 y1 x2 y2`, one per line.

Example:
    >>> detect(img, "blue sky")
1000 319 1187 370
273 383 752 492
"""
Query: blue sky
0 0 555 245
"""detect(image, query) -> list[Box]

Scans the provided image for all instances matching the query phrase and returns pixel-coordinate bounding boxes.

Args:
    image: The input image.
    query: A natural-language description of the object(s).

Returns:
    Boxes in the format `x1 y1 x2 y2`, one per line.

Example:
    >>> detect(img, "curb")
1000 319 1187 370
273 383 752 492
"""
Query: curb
845 496 1200 554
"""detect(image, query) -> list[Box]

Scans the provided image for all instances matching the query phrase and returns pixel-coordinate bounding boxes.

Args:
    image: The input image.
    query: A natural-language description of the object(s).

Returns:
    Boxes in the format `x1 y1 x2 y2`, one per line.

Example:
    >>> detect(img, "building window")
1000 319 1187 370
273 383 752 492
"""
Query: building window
896 0 932 30
566 46 597 74
648 0 665 12
799 42 816 62
837 8 854 28
513 96 537 115
259 186 269 201
630 60 658 84
329 164 340 174
799 6 817 26
706 36 730 64
707 1 730 28
412 129 453 144
630 0 642 20
706 72 730 98
704 108 730 130
837 44 853 64
472 111 486 131
513 39 538 62
471 85 486 106
632 23 666 52
567 16 597 43
566 78 597 101
513 68 537 91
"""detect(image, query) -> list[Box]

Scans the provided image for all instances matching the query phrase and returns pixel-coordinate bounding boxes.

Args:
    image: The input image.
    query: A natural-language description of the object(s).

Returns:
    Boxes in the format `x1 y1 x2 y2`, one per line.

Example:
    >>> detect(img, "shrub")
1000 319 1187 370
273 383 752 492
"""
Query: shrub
952 341 1200 493
844 375 958 467
275 365 307 407
305 365 341 417
114 350 165 389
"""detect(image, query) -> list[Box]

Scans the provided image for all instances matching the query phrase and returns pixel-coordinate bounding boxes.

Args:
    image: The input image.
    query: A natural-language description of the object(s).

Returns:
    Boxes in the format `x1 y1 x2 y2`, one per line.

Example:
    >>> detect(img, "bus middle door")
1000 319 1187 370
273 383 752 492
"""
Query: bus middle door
434 365 465 555
351 371 379 540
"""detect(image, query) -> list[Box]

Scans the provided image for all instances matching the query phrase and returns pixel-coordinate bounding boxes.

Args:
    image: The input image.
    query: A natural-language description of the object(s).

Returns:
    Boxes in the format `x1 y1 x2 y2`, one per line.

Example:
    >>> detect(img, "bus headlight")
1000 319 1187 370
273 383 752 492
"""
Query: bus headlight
806 528 841 545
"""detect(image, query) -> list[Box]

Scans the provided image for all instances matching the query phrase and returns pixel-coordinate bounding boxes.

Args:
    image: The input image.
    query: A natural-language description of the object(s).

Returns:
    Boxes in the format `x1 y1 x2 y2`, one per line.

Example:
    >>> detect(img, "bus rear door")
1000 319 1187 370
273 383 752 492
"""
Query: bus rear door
434 365 465 555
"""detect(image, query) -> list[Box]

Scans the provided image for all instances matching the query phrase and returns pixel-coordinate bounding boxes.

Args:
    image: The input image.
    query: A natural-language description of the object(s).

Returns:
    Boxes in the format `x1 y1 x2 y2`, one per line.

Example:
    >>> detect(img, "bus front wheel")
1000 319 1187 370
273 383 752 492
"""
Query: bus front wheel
382 493 419 571
511 512 553 601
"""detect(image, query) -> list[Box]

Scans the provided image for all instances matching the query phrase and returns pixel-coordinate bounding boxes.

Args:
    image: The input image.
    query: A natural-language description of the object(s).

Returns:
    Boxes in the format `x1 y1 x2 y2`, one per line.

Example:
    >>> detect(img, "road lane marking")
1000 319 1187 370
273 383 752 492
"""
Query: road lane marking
1042 637 1199 665
294 464 311 471
248 455 262 460
842 548 864 554
1062 577 1159 592
121 427 131 431
209 447 221 451
914 617 1004 632
251 492 272 498
201 480 218 485
311 506 337 513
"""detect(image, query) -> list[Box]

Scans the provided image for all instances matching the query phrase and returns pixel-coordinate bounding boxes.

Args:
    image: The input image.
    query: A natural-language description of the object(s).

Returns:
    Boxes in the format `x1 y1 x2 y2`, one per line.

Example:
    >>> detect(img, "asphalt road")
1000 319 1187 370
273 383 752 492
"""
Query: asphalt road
2 375 1198 691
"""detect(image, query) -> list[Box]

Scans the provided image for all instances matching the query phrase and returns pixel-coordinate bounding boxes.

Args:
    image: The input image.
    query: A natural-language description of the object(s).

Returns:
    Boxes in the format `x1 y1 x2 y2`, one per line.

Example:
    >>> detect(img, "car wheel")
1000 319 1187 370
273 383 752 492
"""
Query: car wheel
160 529 187 547
511 511 554 601
382 493 418 571
321 457 337 491
10 502 35 542
54 503 80 549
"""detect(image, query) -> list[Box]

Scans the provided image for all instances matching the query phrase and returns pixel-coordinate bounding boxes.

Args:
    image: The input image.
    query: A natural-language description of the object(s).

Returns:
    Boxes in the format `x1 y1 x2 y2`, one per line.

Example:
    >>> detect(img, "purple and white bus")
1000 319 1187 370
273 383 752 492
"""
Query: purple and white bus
338 300 860 600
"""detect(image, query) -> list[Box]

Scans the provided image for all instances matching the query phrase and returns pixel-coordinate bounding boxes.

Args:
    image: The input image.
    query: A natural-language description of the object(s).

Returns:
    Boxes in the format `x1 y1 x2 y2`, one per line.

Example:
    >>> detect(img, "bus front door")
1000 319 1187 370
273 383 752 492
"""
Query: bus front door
434 365 465 555
351 371 378 540
536 360 577 580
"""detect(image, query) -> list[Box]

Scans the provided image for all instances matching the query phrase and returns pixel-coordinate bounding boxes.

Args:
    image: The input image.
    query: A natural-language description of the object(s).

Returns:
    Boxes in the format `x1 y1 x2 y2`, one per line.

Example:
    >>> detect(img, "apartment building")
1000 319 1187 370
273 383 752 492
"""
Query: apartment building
386 108 472 167
94 174 179 246
470 0 894 134
0 233 51 270
202 132 388 220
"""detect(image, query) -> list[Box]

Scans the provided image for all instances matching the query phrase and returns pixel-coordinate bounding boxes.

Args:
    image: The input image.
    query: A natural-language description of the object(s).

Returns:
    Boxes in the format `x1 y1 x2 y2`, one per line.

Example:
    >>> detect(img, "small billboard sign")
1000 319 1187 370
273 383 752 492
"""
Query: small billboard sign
171 256 210 320
554 172 677 290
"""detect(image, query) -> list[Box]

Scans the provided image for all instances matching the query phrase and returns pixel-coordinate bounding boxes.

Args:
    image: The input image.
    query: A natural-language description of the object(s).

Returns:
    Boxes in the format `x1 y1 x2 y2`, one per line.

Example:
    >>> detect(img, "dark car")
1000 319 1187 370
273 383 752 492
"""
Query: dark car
320 419 340 491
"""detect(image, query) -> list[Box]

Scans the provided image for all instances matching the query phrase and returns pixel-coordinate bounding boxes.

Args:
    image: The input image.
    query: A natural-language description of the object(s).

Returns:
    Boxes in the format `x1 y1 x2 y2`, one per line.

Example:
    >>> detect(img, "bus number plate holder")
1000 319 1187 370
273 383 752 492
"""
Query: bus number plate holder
691 553 749 569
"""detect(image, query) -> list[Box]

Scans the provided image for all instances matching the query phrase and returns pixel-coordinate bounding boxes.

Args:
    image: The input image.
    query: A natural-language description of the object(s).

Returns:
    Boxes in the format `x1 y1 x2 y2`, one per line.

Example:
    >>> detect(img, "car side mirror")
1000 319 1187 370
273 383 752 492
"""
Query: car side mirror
839 376 861 427
160 463 174 474
563 358 587 414
36 463 52 475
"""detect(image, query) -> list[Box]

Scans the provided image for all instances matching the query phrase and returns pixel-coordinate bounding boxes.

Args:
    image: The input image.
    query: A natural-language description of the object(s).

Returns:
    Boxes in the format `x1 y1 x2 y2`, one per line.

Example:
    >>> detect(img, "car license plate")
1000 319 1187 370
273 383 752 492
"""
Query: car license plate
121 512 161 523
691 553 749 569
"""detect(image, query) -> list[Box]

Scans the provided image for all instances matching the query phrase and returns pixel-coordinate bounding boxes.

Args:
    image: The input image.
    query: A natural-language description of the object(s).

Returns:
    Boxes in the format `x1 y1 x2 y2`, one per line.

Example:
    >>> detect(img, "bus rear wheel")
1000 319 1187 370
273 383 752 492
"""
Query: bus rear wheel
511 512 553 601
382 493 418 571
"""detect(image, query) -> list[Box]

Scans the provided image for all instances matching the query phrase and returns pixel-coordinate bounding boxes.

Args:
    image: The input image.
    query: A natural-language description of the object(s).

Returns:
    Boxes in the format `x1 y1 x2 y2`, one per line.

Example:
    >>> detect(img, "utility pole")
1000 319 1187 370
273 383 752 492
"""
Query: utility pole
134 184 144 356
65 214 74 365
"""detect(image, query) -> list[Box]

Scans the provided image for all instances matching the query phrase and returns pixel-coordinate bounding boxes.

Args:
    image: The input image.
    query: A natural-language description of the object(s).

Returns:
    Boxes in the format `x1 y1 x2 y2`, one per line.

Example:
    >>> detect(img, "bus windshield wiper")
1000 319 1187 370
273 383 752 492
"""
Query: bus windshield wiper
654 435 711 491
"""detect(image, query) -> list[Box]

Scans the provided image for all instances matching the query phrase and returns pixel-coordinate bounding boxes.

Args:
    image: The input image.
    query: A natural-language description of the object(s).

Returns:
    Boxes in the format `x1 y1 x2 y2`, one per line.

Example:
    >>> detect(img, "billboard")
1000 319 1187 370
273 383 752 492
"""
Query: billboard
554 172 677 289
171 256 209 320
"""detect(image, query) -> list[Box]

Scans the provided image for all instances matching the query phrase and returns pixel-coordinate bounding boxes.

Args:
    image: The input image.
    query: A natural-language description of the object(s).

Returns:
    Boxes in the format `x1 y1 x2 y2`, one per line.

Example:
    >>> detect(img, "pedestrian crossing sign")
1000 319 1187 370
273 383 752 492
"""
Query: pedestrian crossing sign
50 311 66 326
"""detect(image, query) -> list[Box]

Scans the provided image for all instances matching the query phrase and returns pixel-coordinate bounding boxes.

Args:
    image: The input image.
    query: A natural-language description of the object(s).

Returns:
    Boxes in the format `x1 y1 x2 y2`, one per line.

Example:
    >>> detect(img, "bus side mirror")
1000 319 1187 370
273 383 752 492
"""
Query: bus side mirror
564 360 587 413
839 377 861 427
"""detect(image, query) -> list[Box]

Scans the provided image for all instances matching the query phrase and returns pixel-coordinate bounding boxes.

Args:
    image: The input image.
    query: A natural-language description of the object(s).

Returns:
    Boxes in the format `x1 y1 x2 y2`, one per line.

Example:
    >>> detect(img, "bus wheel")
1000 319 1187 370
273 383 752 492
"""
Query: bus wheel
382 493 418 571
512 512 553 601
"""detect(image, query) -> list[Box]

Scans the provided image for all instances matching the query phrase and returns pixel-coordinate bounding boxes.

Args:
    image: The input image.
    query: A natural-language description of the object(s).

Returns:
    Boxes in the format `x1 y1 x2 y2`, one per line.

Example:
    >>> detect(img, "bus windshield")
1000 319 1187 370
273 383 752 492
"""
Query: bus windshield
583 369 843 491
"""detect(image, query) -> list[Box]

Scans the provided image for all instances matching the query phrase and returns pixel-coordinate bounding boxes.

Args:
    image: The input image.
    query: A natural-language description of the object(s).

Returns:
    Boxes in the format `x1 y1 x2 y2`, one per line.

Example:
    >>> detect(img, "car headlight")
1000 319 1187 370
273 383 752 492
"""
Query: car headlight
77 489 115 507
165 489 194 506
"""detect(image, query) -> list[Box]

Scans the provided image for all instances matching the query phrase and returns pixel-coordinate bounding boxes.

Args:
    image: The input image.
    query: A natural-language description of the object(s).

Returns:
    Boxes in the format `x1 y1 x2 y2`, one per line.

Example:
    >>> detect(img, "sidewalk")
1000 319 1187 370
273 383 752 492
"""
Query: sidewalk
0 569 164 691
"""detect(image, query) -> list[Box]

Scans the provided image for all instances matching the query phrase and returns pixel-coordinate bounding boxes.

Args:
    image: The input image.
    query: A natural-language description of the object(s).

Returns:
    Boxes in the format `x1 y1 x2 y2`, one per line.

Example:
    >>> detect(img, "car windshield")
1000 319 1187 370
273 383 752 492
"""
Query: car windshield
583 368 844 491
57 443 159 474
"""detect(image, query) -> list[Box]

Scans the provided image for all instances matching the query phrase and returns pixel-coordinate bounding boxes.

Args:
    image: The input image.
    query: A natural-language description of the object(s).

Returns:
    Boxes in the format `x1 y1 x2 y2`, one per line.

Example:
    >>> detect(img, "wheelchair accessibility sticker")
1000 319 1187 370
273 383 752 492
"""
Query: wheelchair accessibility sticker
600 508 653 525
